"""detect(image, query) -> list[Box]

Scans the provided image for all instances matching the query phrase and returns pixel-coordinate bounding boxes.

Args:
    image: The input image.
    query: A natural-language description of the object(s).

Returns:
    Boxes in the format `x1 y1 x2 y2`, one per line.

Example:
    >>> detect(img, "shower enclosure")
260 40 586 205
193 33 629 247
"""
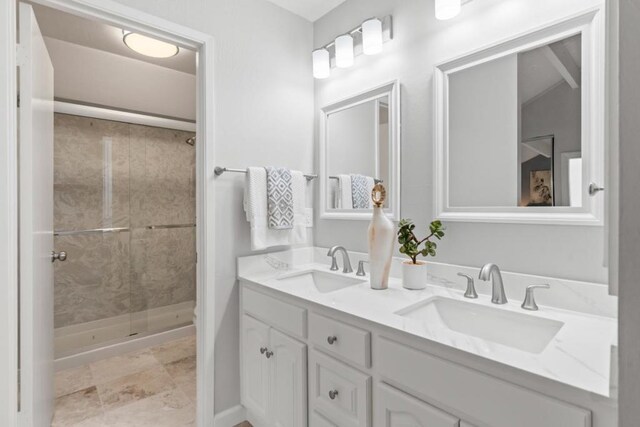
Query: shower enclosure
53 111 196 357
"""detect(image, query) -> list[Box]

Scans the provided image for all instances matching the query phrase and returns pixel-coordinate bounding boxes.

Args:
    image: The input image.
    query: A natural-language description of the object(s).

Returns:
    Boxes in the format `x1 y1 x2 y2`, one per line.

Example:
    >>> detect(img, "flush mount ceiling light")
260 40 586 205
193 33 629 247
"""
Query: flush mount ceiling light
335 34 355 68
312 48 331 79
362 18 383 55
435 0 461 20
123 31 179 58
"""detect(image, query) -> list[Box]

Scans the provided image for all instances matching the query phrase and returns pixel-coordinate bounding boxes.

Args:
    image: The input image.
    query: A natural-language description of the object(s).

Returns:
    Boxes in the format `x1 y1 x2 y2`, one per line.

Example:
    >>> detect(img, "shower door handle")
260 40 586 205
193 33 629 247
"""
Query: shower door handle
51 251 67 263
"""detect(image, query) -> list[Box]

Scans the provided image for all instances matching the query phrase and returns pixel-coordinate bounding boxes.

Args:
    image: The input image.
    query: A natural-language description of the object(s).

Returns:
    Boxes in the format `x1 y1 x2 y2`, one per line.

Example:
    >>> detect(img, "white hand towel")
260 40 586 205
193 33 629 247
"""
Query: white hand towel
243 167 308 250
337 174 353 210
365 176 376 208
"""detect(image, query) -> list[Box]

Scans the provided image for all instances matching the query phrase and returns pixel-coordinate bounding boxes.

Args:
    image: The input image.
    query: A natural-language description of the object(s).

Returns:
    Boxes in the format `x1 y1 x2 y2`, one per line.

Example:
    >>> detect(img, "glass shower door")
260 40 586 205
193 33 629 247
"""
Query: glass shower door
53 114 133 357
128 124 197 337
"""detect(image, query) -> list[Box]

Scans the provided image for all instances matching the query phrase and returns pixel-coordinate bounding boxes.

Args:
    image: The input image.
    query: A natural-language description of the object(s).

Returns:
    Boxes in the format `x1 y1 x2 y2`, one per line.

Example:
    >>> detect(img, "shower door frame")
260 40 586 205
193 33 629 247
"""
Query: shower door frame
0 1 216 426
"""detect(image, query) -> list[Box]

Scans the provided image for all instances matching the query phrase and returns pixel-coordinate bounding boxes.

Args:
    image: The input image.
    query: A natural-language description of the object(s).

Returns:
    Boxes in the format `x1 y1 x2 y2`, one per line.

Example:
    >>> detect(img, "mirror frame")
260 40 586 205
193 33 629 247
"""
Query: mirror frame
434 8 605 225
319 80 401 221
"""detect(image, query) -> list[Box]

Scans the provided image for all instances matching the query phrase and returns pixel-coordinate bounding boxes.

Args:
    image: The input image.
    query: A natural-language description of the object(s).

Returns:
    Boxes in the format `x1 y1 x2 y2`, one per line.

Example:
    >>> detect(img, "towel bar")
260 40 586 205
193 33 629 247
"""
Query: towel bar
329 175 383 184
214 166 317 181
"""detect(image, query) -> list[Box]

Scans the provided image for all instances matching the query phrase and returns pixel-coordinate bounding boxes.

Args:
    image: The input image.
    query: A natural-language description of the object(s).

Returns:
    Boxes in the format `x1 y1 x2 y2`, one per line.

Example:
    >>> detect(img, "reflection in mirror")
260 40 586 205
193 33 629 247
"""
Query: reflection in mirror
448 33 582 208
326 95 389 210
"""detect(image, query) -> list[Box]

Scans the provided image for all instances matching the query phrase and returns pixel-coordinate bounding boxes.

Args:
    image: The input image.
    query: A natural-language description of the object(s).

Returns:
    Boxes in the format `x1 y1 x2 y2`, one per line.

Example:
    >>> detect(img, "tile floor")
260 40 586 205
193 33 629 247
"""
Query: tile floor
53 335 250 427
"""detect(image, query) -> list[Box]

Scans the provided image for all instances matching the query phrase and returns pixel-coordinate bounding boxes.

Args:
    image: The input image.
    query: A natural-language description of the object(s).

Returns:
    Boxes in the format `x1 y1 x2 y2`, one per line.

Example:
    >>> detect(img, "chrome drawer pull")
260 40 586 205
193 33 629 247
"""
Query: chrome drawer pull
327 335 338 345
329 390 339 400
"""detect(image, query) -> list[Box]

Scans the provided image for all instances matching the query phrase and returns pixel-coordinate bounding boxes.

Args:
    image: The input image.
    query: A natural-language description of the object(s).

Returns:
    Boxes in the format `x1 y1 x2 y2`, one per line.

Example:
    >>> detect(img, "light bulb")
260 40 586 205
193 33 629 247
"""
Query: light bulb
335 34 354 68
435 0 461 20
362 18 383 55
312 49 330 79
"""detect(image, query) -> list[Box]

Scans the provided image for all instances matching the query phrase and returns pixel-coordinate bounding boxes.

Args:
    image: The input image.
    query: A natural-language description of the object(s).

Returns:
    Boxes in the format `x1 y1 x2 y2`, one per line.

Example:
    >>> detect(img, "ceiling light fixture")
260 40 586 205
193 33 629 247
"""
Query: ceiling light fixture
435 0 461 20
362 18 383 55
312 48 331 79
123 31 179 58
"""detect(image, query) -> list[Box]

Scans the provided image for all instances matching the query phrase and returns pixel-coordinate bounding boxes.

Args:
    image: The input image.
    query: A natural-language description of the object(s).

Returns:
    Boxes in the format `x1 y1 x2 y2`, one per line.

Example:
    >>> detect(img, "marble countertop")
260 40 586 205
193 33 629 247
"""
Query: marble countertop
238 248 617 398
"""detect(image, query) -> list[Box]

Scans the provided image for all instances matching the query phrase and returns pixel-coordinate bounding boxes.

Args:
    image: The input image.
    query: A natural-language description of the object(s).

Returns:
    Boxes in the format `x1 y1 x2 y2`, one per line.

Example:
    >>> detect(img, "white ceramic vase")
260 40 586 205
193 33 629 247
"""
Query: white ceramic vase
368 184 394 290
402 261 427 290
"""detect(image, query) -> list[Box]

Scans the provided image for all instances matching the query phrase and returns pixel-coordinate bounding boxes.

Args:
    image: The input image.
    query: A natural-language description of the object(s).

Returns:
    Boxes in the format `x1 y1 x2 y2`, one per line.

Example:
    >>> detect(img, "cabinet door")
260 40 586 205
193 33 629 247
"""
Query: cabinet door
270 328 308 427
375 383 459 427
242 315 271 421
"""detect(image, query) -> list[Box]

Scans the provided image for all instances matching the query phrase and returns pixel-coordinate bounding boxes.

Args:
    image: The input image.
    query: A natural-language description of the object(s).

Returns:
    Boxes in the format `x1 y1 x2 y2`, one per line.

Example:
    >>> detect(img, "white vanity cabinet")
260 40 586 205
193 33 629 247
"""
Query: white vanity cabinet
241 313 307 427
375 383 459 427
240 282 612 427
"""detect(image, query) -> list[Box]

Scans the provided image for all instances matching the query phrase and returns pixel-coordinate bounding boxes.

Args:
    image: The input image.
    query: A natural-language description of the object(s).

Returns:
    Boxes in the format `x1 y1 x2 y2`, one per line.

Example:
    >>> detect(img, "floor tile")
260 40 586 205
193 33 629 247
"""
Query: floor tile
101 388 195 427
97 365 176 411
163 355 196 387
55 365 94 398
151 334 196 365
89 349 161 384
52 386 103 427
179 379 197 403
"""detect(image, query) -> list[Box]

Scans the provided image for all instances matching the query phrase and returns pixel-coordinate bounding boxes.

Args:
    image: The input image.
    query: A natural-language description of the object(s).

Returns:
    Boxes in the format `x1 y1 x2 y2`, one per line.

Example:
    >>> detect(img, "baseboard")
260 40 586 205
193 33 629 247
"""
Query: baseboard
214 405 246 427
55 324 195 371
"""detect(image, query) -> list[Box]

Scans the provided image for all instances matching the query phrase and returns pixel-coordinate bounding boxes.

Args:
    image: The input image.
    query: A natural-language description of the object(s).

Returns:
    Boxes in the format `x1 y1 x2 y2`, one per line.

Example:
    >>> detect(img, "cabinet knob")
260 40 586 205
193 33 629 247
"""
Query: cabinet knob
329 390 339 400
260 347 267 354
327 335 338 345
265 350 274 359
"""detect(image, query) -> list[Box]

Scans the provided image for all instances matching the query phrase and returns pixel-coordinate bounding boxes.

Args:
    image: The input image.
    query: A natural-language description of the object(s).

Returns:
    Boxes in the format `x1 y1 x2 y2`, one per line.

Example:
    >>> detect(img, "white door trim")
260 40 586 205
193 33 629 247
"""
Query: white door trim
0 1 216 426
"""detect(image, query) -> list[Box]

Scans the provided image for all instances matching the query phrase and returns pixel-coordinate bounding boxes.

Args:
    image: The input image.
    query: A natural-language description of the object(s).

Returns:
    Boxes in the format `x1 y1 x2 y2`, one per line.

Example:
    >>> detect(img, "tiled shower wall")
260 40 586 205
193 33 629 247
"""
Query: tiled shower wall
53 113 196 329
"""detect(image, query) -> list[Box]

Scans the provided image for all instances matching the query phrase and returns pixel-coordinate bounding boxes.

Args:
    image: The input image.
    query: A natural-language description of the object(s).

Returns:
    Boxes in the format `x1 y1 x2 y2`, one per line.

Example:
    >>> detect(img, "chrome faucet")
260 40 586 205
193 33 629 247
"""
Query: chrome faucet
478 263 507 304
327 246 353 274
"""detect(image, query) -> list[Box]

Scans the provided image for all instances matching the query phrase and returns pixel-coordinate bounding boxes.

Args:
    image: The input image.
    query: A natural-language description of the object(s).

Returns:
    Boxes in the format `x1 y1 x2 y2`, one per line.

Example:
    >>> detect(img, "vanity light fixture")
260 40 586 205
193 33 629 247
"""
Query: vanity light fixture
312 48 331 79
335 34 355 68
435 0 461 20
311 15 393 79
123 31 179 58
362 18 383 55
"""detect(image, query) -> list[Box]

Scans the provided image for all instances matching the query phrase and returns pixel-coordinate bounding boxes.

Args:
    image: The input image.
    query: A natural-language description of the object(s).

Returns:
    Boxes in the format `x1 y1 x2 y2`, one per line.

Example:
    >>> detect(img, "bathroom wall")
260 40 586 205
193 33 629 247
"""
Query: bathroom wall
53 113 196 329
44 38 197 121
109 0 315 414
448 54 518 207
314 0 608 284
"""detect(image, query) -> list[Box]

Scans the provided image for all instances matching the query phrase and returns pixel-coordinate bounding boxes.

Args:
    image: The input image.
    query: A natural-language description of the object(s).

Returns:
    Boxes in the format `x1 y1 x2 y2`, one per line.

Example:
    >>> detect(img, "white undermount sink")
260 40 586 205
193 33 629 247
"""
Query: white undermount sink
276 269 365 293
396 296 564 354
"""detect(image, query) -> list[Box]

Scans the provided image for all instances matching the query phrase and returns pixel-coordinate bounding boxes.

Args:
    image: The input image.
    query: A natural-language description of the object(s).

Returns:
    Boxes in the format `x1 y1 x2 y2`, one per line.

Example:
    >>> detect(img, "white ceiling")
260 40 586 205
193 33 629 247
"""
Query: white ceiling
31 4 196 75
519 34 581 105
263 0 346 22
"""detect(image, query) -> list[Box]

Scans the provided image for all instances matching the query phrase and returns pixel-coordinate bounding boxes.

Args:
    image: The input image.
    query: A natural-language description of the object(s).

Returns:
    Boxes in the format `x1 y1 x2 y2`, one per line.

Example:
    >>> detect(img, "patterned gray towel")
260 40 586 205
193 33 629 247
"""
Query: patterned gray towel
265 166 294 230
351 174 371 209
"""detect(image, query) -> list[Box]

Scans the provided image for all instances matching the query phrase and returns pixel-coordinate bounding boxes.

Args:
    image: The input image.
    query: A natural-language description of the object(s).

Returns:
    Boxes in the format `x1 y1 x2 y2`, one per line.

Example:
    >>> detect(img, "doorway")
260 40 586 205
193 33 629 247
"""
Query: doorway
7 1 216 426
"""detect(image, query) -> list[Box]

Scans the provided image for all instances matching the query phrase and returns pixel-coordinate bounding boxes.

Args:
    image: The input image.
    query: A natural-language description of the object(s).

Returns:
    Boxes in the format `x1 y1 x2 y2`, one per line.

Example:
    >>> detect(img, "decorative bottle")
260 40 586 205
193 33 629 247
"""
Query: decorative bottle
368 184 395 290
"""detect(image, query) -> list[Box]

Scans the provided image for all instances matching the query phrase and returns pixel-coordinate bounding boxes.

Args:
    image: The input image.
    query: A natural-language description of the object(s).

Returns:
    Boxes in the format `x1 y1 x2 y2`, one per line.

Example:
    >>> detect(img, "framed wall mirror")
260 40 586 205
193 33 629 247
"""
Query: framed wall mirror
319 80 400 220
434 10 605 225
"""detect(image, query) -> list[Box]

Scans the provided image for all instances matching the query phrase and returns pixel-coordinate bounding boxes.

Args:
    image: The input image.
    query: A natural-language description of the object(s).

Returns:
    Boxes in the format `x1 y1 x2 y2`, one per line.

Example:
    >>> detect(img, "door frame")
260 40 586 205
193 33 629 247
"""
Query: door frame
0 1 216 426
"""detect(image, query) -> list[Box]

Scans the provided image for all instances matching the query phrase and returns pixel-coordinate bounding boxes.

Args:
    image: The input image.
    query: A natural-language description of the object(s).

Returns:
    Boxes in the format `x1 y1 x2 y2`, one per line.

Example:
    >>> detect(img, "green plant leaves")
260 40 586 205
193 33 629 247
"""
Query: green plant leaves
397 218 446 261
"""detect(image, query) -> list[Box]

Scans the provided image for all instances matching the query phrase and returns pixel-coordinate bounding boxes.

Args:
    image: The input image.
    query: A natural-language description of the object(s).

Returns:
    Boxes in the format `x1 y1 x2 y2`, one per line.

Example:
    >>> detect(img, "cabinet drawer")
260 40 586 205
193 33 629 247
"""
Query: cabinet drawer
309 312 371 368
377 337 591 427
309 349 371 427
376 383 459 427
243 287 307 339
311 411 338 427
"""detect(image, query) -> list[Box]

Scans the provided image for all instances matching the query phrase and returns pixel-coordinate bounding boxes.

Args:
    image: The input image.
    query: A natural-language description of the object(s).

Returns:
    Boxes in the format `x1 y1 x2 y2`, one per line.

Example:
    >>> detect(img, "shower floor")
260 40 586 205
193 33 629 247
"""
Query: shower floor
53 335 199 426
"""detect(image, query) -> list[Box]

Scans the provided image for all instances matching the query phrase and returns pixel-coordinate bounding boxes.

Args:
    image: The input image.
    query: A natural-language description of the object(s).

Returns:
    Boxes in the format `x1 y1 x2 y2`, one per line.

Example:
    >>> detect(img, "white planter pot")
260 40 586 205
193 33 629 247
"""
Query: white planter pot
402 261 427 290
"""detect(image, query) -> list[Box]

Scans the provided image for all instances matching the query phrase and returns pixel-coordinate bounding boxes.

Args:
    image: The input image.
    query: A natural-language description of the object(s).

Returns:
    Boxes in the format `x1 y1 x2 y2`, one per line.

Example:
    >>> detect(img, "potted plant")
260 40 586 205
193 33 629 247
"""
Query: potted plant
397 219 445 290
